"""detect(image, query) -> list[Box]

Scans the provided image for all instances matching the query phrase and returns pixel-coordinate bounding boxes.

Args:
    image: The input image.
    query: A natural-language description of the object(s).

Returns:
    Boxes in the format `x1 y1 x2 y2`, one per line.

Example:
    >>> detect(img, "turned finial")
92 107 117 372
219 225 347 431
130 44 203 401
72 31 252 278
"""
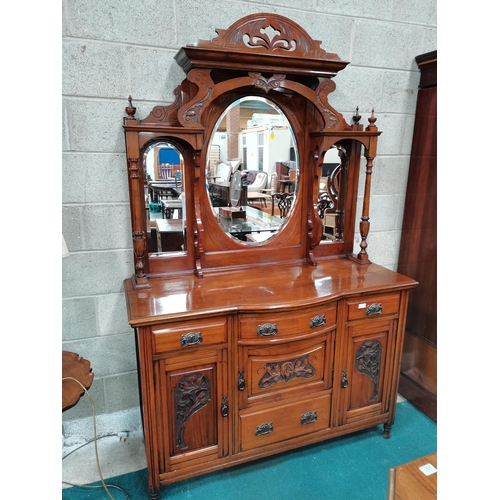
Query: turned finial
126 95 136 118
367 108 377 129
353 106 361 125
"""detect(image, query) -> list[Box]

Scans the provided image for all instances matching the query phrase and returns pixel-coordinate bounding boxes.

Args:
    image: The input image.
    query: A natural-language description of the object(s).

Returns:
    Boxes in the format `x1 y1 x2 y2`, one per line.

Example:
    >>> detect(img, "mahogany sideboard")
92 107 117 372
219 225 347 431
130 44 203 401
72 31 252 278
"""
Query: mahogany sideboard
125 260 416 498
122 14 418 499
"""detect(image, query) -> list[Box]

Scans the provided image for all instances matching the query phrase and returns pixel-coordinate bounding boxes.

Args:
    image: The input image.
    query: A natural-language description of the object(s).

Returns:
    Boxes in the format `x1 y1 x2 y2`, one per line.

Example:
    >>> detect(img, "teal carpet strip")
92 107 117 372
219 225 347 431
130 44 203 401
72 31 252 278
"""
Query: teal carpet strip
63 401 437 500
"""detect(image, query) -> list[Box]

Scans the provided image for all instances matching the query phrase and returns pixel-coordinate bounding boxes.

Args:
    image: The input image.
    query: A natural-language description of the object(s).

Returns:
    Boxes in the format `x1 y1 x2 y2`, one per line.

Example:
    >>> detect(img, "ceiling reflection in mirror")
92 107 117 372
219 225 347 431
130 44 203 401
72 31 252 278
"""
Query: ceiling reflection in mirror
143 142 186 254
206 97 299 245
318 145 347 243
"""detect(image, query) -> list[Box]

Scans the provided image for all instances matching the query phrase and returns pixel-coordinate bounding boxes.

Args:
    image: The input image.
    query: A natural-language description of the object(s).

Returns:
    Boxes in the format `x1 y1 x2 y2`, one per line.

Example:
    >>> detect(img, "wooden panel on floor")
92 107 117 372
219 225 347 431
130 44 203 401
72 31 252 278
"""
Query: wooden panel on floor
387 452 437 500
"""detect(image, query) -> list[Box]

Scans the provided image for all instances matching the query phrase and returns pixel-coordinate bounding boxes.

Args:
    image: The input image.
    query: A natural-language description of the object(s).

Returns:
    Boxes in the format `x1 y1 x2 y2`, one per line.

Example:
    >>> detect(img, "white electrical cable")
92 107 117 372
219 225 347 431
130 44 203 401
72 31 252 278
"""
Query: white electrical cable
62 376 131 500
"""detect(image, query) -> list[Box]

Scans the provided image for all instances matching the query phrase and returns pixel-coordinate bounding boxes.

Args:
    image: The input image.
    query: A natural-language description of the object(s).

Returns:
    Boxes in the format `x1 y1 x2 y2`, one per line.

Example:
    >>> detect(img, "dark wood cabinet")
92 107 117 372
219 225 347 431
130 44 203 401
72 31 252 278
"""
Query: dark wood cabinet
396 51 437 421
123 14 418 499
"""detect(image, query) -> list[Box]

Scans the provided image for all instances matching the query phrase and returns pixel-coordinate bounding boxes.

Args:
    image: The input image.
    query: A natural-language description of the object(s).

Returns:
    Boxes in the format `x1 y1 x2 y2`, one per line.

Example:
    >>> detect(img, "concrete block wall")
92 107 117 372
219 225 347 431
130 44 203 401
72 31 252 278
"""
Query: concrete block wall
62 0 437 439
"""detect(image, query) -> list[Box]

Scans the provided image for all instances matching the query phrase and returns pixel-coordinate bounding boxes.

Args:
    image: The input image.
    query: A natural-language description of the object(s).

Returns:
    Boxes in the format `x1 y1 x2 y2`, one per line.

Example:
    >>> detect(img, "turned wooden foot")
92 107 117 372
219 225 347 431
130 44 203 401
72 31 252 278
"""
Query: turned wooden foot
150 491 159 500
382 423 391 439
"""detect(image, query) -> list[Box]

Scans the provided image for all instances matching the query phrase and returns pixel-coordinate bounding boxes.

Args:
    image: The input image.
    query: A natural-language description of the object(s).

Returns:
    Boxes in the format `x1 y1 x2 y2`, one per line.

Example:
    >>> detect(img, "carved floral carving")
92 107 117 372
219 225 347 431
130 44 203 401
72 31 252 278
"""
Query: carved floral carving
258 355 316 389
174 373 210 449
355 340 382 401
250 72 286 93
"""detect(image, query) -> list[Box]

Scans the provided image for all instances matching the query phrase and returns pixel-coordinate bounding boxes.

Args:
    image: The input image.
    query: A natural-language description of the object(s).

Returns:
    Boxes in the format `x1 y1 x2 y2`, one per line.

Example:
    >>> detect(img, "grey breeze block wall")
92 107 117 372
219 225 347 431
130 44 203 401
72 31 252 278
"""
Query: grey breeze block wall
62 0 437 438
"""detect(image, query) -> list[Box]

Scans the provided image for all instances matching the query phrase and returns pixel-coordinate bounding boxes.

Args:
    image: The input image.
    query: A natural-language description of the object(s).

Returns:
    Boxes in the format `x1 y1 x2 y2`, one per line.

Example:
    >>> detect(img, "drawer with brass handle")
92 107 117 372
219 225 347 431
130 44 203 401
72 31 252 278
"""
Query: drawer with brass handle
346 293 400 322
239 303 337 341
239 392 331 451
152 317 227 354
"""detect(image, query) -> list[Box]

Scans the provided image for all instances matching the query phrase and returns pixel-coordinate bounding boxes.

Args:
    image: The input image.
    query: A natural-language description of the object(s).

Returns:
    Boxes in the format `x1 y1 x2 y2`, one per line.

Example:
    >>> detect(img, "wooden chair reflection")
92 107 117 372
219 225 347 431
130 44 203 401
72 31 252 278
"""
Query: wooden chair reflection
272 192 294 218
159 164 171 179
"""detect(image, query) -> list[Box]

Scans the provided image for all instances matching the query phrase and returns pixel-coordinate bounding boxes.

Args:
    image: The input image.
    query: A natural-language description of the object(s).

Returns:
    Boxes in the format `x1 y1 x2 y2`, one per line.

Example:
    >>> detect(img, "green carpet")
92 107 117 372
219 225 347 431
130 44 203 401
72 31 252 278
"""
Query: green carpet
63 401 437 500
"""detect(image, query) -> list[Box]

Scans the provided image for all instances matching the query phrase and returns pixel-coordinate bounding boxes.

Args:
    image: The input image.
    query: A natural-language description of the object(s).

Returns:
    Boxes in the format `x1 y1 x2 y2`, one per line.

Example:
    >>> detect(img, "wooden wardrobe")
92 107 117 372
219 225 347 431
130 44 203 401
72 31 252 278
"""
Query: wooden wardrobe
397 51 437 421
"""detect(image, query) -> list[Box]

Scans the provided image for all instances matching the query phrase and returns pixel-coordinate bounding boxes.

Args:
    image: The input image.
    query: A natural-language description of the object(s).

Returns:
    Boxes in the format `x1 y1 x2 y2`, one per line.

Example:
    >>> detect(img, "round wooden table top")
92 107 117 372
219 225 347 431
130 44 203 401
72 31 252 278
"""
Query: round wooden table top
62 351 94 412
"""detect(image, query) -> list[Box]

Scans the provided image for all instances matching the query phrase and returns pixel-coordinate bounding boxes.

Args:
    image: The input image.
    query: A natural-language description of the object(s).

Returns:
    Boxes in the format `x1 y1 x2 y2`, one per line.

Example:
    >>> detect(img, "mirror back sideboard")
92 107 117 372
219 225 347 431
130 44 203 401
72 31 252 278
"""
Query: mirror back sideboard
123 13 418 499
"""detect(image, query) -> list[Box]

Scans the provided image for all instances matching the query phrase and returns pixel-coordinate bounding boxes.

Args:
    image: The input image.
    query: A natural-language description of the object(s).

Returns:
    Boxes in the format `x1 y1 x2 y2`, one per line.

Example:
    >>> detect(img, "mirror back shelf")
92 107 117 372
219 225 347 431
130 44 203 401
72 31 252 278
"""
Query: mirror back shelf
123 13 381 288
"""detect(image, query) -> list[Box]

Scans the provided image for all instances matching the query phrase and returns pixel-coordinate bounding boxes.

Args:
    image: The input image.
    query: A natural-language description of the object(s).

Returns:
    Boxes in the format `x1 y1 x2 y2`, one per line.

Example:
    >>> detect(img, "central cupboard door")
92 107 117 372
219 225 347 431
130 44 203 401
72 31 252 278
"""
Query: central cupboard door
237 335 334 452
238 335 334 409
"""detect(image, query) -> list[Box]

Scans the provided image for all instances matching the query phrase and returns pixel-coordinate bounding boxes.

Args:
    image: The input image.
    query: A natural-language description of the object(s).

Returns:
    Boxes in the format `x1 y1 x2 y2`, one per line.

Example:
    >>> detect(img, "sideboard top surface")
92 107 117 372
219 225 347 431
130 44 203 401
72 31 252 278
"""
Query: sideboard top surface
125 259 418 327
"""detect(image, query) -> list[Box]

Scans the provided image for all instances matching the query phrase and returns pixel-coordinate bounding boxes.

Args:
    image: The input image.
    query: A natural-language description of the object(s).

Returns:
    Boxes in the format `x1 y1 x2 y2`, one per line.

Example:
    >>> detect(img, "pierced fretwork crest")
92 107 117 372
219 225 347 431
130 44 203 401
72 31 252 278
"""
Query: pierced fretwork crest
355 340 382 401
243 25 296 52
205 14 344 62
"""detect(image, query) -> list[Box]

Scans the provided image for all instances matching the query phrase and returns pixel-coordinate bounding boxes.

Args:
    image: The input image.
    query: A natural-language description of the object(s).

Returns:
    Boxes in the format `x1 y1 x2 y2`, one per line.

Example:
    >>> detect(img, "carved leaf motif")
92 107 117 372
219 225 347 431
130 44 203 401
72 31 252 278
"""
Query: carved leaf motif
355 340 382 401
243 24 297 52
174 374 211 449
258 355 316 389
249 73 286 93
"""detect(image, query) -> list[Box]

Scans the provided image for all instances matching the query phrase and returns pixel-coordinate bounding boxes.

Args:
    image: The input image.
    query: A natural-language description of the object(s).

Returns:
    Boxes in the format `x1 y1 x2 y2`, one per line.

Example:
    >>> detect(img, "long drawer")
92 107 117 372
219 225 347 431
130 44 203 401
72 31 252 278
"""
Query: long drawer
152 317 227 354
239 392 331 451
239 303 336 341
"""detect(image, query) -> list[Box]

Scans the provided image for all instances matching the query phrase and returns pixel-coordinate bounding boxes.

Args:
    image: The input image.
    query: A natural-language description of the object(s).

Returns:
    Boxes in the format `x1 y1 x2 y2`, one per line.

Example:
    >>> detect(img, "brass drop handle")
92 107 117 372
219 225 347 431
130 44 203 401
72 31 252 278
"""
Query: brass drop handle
301 411 317 425
180 331 203 347
341 369 348 388
366 303 382 316
257 323 278 336
255 422 273 436
310 314 326 328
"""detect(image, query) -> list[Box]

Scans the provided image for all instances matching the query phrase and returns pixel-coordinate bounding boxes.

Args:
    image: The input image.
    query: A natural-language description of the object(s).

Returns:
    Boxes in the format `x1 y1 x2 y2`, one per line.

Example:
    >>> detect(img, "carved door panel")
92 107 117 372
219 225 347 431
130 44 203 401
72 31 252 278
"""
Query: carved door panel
340 318 396 425
238 335 333 410
157 349 229 473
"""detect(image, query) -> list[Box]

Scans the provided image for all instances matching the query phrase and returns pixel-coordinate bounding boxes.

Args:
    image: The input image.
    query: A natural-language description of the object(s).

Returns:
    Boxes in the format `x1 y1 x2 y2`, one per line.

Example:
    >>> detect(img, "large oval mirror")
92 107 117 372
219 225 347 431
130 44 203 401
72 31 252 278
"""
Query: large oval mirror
206 96 299 245
143 142 186 254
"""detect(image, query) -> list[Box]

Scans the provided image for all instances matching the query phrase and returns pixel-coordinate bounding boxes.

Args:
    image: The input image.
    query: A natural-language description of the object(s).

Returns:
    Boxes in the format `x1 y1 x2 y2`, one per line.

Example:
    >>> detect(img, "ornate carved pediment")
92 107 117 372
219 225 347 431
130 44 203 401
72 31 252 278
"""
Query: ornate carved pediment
209 14 327 58
175 13 349 78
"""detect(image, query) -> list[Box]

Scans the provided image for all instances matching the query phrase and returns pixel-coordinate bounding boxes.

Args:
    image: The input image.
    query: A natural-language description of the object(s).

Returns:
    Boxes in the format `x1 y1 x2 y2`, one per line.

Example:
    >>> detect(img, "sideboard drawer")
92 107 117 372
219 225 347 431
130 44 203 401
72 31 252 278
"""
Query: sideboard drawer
346 293 400 321
239 393 331 451
152 317 227 353
239 303 336 340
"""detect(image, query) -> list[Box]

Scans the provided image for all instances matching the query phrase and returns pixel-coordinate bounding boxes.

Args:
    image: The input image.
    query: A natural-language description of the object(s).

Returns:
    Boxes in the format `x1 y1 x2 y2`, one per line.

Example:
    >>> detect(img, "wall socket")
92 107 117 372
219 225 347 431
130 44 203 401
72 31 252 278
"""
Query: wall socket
118 431 129 441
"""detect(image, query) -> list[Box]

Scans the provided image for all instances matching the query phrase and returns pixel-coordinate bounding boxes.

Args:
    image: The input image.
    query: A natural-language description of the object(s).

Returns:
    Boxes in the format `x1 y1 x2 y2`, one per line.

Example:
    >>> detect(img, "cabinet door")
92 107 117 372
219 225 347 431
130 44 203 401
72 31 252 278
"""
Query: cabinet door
157 348 229 474
238 335 333 410
340 318 396 424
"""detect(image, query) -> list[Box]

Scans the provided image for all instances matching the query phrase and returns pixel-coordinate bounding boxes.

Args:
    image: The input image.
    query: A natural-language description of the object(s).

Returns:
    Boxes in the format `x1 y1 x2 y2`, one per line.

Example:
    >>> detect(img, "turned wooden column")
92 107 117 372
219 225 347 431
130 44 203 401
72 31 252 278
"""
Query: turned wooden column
124 97 150 289
356 110 378 262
